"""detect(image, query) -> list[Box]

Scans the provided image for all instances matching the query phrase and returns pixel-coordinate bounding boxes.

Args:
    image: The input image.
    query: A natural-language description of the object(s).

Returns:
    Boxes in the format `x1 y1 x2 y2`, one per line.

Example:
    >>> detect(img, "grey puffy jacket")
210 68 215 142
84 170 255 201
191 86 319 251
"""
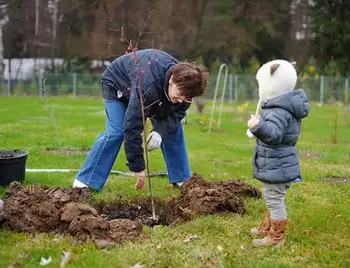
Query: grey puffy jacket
251 89 310 183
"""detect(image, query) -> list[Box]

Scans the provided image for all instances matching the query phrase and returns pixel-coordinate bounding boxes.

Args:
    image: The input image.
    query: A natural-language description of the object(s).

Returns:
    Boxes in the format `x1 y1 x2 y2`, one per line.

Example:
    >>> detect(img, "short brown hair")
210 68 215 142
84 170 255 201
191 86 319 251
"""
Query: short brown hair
170 62 209 99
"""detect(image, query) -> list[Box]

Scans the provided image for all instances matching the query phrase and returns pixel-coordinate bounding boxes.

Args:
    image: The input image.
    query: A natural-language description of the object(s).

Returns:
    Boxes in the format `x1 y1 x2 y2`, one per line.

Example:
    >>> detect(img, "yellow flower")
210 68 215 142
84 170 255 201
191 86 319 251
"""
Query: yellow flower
253 63 260 71
309 65 315 74
237 102 249 113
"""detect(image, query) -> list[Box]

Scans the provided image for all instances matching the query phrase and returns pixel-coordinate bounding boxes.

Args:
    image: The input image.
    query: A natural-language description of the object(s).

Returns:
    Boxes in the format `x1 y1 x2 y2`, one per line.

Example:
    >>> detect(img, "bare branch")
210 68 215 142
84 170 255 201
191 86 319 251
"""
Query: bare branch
121 25 130 44
136 12 152 47
102 0 120 29
107 27 121 32
127 21 140 32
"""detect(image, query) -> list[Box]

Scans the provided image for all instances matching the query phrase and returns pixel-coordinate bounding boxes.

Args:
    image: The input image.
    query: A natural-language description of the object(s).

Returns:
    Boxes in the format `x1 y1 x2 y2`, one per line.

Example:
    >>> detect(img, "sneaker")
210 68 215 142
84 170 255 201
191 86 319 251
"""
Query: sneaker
73 179 88 188
174 182 184 188
167 182 184 190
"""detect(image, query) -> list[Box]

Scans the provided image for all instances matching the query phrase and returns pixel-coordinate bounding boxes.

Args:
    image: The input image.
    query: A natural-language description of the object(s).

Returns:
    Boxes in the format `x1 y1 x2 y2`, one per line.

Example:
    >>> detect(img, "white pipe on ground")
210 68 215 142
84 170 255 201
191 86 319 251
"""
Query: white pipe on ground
25 169 167 177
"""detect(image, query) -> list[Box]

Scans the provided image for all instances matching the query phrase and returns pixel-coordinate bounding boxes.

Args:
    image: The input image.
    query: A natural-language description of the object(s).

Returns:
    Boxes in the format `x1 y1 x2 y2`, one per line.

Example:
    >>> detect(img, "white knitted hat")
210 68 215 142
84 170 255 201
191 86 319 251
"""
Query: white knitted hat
254 59 297 115
247 60 297 138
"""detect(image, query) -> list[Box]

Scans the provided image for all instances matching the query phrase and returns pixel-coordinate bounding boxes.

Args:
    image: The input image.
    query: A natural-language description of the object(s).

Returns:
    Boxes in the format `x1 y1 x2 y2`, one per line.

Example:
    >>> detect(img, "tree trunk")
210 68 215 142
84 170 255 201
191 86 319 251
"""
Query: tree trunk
35 0 39 76
51 0 58 95
0 21 4 95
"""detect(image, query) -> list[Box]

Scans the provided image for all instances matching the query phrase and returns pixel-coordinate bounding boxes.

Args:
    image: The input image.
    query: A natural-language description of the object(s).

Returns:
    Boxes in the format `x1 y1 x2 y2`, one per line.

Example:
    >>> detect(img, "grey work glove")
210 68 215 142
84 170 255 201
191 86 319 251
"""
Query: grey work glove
146 131 162 151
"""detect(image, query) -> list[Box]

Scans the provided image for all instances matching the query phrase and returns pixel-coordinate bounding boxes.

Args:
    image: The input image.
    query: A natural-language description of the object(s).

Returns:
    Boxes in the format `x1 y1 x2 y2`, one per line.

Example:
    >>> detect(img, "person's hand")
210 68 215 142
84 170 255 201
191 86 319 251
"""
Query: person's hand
247 114 261 130
146 131 162 151
135 171 145 190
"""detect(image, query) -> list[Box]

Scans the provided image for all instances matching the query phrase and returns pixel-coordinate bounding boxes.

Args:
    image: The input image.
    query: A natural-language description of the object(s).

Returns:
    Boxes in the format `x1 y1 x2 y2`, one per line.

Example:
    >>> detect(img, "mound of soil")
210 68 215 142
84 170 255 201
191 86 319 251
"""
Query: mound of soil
0 173 261 247
98 173 262 226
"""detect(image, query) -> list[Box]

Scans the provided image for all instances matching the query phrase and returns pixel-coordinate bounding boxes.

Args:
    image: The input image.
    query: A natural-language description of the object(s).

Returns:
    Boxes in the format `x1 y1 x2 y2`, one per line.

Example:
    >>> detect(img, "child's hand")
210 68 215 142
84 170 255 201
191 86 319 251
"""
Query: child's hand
248 114 261 130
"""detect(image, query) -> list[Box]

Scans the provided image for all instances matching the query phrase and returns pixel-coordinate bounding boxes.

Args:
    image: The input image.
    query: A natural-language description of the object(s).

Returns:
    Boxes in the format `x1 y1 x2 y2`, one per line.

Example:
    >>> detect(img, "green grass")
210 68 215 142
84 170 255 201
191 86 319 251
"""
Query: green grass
0 96 349 267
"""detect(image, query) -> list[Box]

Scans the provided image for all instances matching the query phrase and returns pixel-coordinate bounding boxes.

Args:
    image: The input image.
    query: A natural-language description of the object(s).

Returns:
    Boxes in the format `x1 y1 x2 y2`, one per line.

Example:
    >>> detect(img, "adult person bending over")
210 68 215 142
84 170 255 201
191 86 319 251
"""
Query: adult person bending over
73 49 208 191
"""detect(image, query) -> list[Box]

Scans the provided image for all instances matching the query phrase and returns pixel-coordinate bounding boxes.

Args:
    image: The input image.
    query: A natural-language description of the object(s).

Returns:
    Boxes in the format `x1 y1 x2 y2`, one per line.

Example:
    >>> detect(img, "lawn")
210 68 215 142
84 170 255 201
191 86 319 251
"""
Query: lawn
0 96 349 268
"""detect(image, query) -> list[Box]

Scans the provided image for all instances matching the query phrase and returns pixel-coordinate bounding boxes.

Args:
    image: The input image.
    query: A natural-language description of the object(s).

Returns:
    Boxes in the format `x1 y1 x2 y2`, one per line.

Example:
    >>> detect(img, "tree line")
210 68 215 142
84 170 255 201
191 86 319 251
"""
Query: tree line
1 0 350 76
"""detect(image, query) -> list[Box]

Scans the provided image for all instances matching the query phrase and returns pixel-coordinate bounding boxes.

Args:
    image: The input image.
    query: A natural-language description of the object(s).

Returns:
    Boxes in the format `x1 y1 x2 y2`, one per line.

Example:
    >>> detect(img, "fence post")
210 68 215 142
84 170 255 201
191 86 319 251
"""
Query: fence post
234 75 238 102
320 75 324 105
7 77 10 96
72 73 77 98
228 74 233 103
345 77 349 106
7 61 11 96
38 72 42 98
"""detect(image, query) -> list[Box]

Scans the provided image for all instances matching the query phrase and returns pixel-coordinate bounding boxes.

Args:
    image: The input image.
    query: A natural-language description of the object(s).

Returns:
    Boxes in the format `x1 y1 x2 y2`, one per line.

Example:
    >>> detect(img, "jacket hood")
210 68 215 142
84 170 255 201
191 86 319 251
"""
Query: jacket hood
262 88 310 119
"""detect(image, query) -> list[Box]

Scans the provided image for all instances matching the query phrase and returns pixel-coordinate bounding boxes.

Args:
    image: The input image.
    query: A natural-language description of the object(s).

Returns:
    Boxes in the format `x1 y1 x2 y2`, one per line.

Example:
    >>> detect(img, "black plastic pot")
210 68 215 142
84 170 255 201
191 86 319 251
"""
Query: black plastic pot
0 149 29 186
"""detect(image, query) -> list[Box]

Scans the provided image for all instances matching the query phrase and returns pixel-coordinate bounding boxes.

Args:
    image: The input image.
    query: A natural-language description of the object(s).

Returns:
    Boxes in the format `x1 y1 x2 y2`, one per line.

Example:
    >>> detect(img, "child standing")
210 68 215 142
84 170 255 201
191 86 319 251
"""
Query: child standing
247 60 310 247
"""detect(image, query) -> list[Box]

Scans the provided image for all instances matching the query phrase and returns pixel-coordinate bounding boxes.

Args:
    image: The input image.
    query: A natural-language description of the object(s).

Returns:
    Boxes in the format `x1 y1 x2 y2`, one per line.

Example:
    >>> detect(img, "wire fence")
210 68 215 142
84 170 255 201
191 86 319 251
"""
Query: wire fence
0 72 348 104
204 71 349 104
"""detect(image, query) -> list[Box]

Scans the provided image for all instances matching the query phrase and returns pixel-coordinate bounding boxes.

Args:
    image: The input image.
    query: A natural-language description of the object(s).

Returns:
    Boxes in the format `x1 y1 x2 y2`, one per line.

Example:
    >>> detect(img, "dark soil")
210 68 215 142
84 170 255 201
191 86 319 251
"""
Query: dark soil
0 173 261 247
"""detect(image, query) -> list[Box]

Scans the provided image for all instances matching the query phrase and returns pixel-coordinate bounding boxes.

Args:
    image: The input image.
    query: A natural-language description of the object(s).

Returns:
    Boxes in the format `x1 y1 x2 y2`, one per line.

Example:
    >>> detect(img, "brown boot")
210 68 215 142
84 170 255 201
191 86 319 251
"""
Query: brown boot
252 219 287 247
250 212 271 237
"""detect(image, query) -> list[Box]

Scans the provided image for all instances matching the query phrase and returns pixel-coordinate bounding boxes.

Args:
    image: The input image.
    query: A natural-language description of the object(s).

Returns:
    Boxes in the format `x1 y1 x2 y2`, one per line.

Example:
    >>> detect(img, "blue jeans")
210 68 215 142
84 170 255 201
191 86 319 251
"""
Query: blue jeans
76 99 191 191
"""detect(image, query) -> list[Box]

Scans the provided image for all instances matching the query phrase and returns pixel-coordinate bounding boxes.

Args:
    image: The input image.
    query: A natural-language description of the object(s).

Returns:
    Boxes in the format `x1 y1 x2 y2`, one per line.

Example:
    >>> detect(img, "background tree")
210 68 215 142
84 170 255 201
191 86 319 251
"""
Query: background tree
311 0 350 76
1 0 350 76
